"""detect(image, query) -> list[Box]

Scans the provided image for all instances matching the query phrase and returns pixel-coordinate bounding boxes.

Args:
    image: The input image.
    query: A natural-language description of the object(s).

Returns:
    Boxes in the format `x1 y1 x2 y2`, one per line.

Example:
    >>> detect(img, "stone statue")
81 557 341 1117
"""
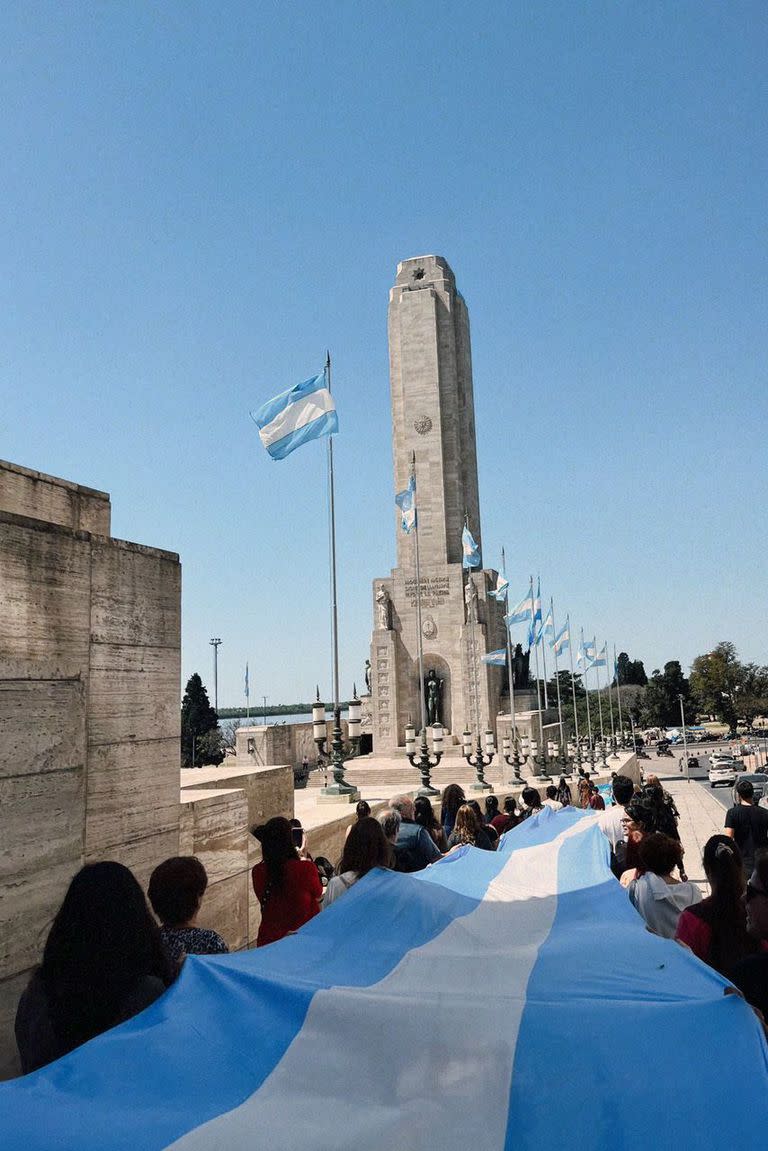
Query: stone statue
364 659 371 692
375 585 391 630
425 668 443 726
464 576 479 623
512 643 530 688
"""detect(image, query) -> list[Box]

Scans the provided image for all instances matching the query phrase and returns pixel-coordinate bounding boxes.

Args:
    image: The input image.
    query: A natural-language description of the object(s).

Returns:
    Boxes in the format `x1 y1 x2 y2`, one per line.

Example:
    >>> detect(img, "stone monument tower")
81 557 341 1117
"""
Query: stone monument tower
370 256 506 751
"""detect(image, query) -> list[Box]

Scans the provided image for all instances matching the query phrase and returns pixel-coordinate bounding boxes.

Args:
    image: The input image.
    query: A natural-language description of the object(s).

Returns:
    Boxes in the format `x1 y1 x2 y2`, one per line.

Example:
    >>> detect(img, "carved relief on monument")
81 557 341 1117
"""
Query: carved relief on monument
413 415 432 435
421 614 437 639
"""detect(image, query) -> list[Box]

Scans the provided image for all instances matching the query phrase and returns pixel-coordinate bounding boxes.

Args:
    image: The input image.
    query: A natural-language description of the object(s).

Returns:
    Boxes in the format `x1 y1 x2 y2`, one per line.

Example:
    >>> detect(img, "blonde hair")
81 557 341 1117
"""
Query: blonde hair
452 804 479 846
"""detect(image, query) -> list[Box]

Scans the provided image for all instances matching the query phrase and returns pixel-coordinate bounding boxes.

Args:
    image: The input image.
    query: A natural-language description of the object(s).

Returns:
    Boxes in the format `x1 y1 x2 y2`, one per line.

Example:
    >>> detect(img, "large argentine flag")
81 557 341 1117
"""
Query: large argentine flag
3 813 767 1150
251 372 338 459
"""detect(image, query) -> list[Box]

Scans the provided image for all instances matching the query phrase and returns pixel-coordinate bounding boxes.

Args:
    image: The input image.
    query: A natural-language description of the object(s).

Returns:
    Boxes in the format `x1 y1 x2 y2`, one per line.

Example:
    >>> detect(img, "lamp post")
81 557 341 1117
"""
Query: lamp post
313 685 361 800
679 694 690 784
463 725 495 791
405 722 443 796
520 734 531 775
209 637 222 712
502 733 523 782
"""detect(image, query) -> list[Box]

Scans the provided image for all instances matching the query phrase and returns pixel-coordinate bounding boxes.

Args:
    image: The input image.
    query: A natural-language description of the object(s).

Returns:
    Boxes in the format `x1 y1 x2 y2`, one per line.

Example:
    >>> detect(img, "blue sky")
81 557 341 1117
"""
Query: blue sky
1 3 766 706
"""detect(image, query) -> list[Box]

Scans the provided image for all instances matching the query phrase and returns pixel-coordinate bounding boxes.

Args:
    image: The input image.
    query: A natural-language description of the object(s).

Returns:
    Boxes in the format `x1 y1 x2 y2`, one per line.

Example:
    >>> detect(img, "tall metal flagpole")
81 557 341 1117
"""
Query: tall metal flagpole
605 638 617 751
321 352 356 797
539 600 550 711
614 644 625 744
595 641 605 742
502 548 518 762
412 454 428 738
530 576 545 757
581 629 594 750
566 615 581 760
550 598 565 754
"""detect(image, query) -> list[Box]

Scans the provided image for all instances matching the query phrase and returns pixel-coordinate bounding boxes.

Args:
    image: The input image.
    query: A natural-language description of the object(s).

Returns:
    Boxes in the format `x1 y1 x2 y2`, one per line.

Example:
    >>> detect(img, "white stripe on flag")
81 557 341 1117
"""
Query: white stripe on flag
258 387 335 450
168 818 596 1151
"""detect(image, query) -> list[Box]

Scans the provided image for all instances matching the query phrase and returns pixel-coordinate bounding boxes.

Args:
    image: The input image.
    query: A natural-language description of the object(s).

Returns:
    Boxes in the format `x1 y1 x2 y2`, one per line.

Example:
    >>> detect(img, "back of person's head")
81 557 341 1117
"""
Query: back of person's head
546 785 558 800
453 804 479 842
625 797 657 828
440 783 466 822
467 799 484 823
251 817 297 886
737 779 755 802
703 834 745 908
504 796 517 815
522 787 542 809
485 795 499 818
637 833 683 877
413 795 436 829
148 856 208 927
355 799 371 820
646 774 661 791
612 774 635 806
378 807 402 842
390 794 415 820
41 861 172 1051
339 816 391 877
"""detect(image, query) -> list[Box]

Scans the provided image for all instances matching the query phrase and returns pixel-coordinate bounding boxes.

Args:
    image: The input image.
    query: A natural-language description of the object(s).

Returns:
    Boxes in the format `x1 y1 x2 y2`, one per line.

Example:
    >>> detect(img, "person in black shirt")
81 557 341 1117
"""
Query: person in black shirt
724 780 768 876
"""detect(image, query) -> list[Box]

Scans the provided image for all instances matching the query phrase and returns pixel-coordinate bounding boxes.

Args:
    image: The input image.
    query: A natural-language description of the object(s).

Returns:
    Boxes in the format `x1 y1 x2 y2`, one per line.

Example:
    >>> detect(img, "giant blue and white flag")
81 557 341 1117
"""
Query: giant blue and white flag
461 525 481 569
251 372 338 460
3 811 766 1150
395 474 417 534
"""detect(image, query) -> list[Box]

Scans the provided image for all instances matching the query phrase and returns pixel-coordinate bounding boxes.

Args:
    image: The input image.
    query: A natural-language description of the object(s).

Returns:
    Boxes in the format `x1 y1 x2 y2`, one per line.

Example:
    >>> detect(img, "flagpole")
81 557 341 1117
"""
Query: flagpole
502 548 519 774
605 638 617 755
581 629 594 752
540 613 550 711
320 352 357 798
530 576 545 769
412 454 427 738
614 644 625 745
594 640 605 743
550 598 565 757
566 615 581 765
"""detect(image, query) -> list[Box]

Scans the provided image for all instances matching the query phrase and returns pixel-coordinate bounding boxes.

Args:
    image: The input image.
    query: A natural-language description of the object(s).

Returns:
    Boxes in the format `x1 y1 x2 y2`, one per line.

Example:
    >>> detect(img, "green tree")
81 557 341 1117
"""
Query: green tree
616 651 648 687
642 661 695 728
181 673 224 767
690 642 768 733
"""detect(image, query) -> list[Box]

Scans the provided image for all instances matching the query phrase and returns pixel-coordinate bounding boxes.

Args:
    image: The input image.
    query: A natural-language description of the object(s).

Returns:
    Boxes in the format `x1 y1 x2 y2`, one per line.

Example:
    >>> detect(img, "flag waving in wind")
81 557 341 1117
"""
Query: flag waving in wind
506 580 534 625
553 621 570 656
528 577 543 647
591 643 608 669
395 474 417 534
489 570 509 602
251 371 338 460
461 525 481 569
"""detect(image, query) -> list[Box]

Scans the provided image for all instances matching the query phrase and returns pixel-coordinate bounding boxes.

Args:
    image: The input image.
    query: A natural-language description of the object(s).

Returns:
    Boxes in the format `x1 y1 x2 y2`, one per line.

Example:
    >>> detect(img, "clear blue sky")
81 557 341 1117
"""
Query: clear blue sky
2 3 766 707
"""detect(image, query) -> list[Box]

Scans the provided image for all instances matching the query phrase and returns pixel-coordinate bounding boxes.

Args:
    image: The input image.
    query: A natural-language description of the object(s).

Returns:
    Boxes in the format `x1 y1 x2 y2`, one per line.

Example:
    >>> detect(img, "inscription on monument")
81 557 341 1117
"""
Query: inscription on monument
404 575 450 608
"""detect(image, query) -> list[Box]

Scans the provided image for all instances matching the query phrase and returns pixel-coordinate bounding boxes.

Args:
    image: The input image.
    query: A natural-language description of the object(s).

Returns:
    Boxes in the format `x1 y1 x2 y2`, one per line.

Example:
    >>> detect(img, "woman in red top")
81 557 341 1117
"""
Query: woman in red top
251 817 323 946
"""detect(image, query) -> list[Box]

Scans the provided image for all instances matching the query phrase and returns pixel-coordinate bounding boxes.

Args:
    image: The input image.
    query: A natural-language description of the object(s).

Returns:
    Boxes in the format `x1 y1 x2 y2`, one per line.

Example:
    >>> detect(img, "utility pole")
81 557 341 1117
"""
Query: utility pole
263 695 268 725
210 637 222 711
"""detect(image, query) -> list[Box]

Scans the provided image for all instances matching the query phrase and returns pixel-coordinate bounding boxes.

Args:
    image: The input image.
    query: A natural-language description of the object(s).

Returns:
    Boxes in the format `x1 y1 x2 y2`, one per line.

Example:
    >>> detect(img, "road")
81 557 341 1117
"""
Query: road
640 741 766 813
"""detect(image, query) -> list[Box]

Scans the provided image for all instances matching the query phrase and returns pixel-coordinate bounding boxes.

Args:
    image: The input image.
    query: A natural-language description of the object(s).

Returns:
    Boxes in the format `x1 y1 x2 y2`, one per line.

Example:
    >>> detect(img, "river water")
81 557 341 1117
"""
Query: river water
227 710 349 728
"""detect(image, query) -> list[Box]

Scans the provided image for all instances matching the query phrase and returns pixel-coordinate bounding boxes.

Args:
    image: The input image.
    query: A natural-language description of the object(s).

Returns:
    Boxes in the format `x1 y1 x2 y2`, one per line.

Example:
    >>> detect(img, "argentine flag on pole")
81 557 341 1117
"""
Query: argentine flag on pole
591 642 608 669
481 648 507 666
554 621 570 656
506 581 533 625
395 474 417 534
461 525 481 569
489 570 509 602
251 372 338 460
527 580 542 648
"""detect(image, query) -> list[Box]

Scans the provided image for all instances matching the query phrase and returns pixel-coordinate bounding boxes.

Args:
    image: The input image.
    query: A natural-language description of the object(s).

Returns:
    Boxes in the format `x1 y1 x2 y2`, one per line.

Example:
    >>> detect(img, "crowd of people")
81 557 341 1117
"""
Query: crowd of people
14 764 768 1075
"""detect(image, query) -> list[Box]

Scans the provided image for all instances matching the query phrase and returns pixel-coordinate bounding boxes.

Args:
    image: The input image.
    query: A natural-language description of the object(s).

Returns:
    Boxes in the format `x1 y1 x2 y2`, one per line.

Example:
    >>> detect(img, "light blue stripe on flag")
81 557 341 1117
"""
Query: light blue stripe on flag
481 648 507 665
251 373 338 460
506 587 533 625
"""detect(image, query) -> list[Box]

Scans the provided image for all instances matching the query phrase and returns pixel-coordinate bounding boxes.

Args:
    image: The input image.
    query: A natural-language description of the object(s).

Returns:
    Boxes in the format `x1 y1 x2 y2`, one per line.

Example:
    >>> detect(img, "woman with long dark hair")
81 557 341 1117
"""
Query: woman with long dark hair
675 835 761 979
447 804 494 851
15 862 175 1073
440 784 466 839
323 817 392 908
413 795 448 852
251 817 323 946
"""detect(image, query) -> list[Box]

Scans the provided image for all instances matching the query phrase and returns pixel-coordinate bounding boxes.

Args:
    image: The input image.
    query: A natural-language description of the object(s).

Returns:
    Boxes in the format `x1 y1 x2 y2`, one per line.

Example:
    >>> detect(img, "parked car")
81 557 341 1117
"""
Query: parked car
732 773 768 804
709 755 738 788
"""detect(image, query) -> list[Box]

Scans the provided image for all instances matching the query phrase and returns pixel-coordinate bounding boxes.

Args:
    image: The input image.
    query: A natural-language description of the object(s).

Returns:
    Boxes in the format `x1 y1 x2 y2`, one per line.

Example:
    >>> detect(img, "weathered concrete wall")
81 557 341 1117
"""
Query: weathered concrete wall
0 458 110 535
0 464 180 1079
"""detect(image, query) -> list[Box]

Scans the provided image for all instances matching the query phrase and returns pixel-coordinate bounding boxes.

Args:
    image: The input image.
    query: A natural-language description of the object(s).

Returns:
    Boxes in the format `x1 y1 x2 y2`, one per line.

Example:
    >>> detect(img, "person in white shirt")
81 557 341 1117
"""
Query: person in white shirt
543 785 563 811
322 816 392 909
628 832 701 938
599 774 635 851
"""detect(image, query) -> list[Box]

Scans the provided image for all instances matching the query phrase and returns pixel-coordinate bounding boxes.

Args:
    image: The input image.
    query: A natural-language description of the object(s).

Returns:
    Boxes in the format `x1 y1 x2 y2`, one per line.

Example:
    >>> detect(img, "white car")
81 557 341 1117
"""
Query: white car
709 755 737 788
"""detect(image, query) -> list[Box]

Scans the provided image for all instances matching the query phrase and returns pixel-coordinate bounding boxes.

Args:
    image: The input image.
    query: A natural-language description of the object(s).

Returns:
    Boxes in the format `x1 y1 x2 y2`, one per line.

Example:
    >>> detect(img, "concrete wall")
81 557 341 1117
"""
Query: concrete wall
0 461 180 1079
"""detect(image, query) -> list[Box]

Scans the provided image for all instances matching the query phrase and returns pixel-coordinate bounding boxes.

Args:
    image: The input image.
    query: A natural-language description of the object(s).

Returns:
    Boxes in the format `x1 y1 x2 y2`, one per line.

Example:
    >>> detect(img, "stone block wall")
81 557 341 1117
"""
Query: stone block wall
0 460 181 1078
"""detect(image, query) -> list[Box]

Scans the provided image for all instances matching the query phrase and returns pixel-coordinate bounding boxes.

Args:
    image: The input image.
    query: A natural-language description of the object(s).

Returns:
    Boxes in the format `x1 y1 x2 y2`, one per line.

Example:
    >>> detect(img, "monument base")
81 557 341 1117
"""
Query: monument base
317 787 361 804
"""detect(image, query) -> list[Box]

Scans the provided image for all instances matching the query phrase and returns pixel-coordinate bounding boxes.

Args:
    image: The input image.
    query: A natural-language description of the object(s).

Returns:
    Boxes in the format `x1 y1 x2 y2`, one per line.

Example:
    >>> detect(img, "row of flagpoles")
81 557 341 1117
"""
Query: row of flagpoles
249 360 628 764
